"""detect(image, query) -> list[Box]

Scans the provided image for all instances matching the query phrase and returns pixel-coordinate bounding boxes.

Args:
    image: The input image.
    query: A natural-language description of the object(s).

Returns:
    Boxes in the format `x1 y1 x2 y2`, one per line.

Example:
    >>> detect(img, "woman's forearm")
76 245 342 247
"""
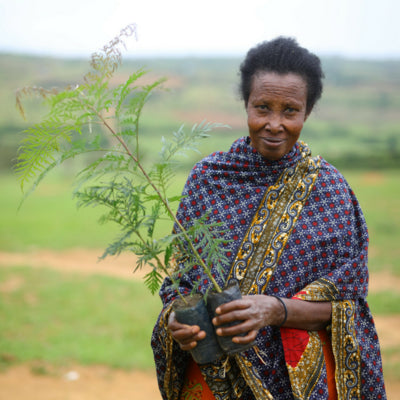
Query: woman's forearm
273 297 332 331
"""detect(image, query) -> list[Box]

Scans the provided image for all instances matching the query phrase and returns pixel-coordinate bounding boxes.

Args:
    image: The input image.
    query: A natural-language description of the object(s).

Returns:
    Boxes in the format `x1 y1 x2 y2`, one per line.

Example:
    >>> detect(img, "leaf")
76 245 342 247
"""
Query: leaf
144 268 164 295
115 69 147 115
164 244 173 266
15 121 78 191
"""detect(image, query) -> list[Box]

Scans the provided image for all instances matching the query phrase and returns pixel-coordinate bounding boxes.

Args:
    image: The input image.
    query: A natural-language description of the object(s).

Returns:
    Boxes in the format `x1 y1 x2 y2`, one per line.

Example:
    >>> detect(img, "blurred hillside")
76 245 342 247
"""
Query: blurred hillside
1 53 400 171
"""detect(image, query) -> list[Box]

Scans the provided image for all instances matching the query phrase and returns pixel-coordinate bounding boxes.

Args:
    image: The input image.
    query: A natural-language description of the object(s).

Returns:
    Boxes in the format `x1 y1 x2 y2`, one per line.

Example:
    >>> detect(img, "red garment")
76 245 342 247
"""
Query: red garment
180 359 216 400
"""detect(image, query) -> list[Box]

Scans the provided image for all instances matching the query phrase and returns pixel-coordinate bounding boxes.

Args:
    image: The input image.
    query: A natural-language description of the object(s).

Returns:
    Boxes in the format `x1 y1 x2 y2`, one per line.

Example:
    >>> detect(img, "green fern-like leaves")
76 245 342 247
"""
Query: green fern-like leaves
15 24 230 297
144 268 164 295
172 214 232 296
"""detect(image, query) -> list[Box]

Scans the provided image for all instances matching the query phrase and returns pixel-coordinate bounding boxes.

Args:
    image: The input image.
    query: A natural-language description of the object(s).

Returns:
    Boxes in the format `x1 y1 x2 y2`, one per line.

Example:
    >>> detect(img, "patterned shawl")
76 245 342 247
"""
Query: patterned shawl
151 138 386 400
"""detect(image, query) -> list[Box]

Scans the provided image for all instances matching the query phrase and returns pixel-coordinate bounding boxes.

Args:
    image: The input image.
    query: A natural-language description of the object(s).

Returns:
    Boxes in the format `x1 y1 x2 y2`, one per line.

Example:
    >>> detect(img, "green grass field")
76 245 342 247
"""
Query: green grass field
343 170 400 275
0 265 160 370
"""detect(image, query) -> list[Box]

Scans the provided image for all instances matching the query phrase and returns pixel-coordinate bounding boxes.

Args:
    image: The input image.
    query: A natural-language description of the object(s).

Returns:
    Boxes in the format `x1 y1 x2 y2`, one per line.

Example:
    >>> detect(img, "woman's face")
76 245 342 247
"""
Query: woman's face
246 71 309 161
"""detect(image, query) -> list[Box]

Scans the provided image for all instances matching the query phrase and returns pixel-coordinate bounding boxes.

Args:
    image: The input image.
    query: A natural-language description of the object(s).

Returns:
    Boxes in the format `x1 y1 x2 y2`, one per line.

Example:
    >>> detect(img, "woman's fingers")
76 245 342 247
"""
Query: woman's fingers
214 320 254 337
212 295 274 337
212 309 248 327
213 299 251 325
175 325 206 343
215 299 250 315
215 322 258 344
232 329 258 344
213 302 261 330
168 311 206 350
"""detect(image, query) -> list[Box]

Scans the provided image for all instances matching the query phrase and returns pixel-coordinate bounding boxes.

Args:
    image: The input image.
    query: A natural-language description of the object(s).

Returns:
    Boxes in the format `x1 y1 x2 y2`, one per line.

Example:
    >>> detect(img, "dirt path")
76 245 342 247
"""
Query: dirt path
2 248 399 292
0 249 144 280
0 364 162 400
0 249 399 399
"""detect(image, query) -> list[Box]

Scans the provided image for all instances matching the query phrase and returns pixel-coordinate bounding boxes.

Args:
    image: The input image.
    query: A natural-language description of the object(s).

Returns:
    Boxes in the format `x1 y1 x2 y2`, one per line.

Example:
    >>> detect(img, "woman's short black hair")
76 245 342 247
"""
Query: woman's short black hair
239 37 324 114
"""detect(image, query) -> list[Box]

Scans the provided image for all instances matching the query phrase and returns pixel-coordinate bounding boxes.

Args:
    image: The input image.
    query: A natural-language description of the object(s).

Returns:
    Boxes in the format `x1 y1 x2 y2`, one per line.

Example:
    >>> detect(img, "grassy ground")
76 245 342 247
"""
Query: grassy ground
344 170 400 275
0 265 160 370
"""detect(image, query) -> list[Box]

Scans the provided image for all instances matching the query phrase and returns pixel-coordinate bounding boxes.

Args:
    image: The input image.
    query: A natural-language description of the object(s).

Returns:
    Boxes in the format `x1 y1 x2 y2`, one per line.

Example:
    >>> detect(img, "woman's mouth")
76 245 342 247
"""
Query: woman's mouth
261 137 284 146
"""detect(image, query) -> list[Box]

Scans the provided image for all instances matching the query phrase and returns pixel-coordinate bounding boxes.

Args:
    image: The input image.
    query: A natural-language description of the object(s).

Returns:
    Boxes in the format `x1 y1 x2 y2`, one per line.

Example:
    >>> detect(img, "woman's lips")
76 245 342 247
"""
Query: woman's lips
261 137 284 146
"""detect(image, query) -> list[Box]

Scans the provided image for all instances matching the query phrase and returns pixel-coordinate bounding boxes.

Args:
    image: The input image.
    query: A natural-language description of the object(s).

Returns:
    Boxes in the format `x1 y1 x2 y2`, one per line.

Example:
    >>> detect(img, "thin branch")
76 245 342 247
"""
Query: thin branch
93 107 223 292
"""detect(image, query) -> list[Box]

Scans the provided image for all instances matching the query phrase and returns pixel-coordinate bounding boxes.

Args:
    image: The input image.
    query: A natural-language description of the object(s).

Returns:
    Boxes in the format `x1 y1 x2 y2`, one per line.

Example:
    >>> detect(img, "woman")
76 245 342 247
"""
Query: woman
151 37 386 399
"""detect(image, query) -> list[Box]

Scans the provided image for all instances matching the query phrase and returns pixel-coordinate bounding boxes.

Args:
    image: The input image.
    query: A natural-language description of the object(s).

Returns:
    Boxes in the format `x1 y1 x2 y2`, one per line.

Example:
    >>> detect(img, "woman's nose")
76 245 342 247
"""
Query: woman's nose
265 113 283 133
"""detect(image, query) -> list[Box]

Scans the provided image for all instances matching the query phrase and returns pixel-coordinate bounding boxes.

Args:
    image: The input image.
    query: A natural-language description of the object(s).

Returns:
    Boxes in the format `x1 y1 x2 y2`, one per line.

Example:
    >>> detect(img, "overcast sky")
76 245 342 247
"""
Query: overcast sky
0 0 399 59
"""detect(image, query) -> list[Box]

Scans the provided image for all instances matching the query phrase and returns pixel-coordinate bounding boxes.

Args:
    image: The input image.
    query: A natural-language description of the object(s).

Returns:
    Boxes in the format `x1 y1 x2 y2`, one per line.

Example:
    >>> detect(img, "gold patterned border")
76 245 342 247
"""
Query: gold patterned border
286 331 324 399
234 354 274 400
222 145 323 399
296 281 362 399
295 277 340 302
331 300 361 399
158 303 182 400
227 154 321 296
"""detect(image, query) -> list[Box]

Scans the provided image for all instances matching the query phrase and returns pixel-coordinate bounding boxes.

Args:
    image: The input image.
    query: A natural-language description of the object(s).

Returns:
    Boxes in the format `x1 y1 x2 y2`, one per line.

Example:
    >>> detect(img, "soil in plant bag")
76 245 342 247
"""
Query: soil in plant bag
173 294 224 364
207 281 255 354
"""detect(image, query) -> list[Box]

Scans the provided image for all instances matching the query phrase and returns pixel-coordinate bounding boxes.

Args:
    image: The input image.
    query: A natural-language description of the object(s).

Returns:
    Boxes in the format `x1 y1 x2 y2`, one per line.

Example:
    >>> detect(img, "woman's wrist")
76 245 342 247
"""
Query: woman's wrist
270 295 288 327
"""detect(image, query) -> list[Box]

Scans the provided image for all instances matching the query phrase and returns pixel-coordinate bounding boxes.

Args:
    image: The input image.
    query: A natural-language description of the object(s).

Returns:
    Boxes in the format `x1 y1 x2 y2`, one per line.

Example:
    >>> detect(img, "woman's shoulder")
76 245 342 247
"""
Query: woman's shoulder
317 157 347 182
190 137 249 171
314 157 354 194
314 157 363 205
183 151 225 187
188 152 222 175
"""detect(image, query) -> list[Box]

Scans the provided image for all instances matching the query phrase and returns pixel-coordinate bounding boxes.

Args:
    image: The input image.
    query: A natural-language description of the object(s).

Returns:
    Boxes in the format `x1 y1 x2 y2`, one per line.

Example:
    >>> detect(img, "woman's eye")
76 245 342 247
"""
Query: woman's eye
285 107 297 113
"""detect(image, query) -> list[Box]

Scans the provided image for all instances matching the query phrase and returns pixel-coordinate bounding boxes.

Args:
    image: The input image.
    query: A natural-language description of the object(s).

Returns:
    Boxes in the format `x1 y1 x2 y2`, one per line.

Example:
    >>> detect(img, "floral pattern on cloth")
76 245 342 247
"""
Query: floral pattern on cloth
151 138 386 400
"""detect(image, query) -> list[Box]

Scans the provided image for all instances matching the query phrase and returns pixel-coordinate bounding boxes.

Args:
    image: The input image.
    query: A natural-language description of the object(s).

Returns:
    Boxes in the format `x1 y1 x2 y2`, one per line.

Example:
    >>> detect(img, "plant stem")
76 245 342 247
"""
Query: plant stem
134 231 188 304
135 115 140 162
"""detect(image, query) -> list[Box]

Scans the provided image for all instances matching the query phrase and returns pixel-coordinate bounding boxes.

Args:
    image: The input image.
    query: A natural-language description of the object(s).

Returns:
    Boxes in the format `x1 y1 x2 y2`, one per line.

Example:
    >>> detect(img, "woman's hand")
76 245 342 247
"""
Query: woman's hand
212 295 282 345
168 311 206 351
212 295 332 344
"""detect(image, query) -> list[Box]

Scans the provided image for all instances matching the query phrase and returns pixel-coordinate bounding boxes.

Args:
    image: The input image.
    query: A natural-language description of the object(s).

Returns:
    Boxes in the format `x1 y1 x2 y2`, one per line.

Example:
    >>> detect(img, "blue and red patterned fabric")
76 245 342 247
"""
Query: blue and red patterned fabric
151 137 386 399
